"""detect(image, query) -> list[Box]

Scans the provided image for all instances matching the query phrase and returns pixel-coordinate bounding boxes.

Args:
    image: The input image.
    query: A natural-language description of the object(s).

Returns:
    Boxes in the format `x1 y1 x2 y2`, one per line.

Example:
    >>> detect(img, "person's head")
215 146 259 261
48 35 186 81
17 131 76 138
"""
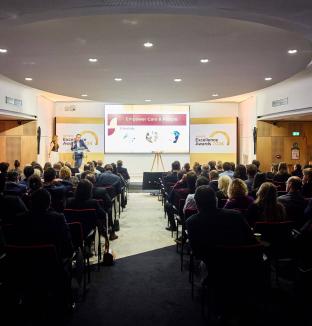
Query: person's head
14 160 20 169
7 171 19 182
104 164 113 172
286 176 302 192
194 164 202 176
43 167 56 183
230 162 236 171
75 134 81 141
303 168 312 184
87 161 96 172
218 175 231 196
85 173 96 185
192 162 200 171
183 162 191 172
217 161 223 171
97 160 103 167
234 164 247 180
228 178 248 199
278 162 288 175
171 161 181 171
246 164 257 178
75 179 93 201
208 160 216 170
111 163 117 174
195 185 217 212
30 189 51 212
28 174 43 192
33 168 42 177
253 172 267 190
195 176 210 188
271 163 279 174
294 164 302 171
0 162 9 174
44 162 52 171
186 171 197 193
252 160 260 171
209 170 219 181
23 165 34 179
201 164 210 175
52 135 58 143
53 163 62 171
117 160 123 167
255 182 280 219
92 160 97 167
31 161 38 167
60 166 71 180
222 162 231 171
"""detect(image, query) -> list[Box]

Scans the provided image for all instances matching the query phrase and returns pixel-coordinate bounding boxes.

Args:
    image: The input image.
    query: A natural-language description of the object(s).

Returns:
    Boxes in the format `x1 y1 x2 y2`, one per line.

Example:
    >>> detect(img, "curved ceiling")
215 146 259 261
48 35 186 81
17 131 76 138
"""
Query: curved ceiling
0 2 312 104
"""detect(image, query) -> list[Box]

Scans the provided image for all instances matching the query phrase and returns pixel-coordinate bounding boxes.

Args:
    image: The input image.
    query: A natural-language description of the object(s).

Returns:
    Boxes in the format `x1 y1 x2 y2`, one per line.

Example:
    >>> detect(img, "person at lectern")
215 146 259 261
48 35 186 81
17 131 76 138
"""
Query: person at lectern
71 133 89 169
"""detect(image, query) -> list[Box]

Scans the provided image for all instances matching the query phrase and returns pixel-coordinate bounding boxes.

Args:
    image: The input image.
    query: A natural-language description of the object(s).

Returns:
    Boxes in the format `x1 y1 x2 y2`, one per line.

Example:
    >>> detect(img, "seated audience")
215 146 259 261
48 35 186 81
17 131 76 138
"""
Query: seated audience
43 162 52 171
0 162 9 182
292 163 303 178
200 164 210 179
4 171 27 196
278 176 306 226
59 166 75 192
183 176 209 213
208 160 216 171
116 160 130 181
22 174 43 209
216 160 223 174
65 161 79 176
247 182 286 228
216 175 231 207
11 160 22 179
219 162 234 178
302 168 312 198
186 186 255 260
96 164 122 198
53 162 62 178
266 163 278 180
245 164 257 193
208 170 219 192
273 162 291 183
96 160 105 173
163 161 181 192
183 162 191 173
252 172 267 197
233 164 247 180
224 178 254 210
252 159 261 172
19 165 35 188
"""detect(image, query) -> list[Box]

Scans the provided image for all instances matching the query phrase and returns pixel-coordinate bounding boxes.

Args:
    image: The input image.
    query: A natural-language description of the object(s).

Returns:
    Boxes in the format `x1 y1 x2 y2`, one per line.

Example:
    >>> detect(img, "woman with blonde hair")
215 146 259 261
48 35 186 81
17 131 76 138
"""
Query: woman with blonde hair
247 182 286 227
216 175 231 207
49 135 60 165
224 178 254 210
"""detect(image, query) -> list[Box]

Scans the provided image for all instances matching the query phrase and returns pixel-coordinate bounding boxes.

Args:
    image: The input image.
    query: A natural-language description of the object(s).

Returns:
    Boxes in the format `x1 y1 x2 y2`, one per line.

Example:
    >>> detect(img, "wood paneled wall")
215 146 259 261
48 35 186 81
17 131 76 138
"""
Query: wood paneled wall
256 121 312 173
0 120 37 168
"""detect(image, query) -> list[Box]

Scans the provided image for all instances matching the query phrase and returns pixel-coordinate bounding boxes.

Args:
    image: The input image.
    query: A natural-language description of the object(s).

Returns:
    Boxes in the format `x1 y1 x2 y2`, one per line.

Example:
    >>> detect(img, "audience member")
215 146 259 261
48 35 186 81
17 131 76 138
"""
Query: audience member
43 162 52 171
278 176 306 226
183 176 209 213
164 161 181 192
4 171 27 196
116 160 130 181
183 162 191 173
22 174 43 209
292 163 303 178
273 162 291 183
233 164 247 180
20 165 34 188
186 186 255 260
96 160 105 173
208 170 219 192
200 164 210 178
245 164 257 193
208 160 216 171
224 178 254 210
96 164 122 197
252 159 261 172
252 172 267 197
216 175 231 207
216 161 223 174
11 160 22 179
302 168 312 198
247 182 286 227
219 162 234 178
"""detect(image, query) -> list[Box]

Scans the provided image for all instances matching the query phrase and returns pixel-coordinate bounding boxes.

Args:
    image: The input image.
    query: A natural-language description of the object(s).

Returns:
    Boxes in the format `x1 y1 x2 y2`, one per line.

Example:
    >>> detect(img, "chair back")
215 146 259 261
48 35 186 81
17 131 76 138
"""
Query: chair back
184 208 198 220
64 208 97 240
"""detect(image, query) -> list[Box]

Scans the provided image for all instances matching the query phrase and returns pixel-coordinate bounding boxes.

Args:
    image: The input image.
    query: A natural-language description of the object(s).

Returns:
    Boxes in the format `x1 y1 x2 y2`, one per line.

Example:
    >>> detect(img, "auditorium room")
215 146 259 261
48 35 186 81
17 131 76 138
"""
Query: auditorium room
1 2 312 326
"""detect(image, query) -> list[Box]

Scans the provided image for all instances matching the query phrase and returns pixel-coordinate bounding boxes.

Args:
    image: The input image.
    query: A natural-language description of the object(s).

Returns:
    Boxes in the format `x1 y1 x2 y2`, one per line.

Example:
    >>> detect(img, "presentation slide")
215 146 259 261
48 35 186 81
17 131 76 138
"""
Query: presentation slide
105 106 190 153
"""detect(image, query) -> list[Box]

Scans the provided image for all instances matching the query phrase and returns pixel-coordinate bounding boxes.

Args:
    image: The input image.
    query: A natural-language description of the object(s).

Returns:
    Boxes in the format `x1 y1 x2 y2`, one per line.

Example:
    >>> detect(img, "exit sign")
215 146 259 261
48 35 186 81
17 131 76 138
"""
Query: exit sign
292 131 300 136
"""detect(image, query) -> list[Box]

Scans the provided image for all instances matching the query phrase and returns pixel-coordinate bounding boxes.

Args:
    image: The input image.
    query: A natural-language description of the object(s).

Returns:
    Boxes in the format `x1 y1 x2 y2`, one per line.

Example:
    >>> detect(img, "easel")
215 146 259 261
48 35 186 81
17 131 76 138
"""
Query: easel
151 151 165 172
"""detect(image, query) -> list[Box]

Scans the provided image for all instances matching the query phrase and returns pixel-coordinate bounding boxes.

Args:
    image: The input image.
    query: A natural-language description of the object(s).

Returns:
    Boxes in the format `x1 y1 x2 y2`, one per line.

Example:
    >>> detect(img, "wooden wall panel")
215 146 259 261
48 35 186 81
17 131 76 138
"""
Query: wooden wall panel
257 121 272 137
23 121 37 136
271 122 289 137
0 137 6 162
271 137 284 163
6 137 21 165
283 137 307 166
21 136 37 166
256 136 271 173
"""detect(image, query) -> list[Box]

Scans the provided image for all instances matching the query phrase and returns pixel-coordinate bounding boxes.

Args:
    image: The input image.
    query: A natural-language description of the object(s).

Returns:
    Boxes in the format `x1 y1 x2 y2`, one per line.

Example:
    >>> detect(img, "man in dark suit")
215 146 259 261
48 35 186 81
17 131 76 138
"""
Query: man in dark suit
4 171 27 196
163 161 181 193
71 134 89 169
116 160 130 181
186 186 255 260
278 176 306 227
96 164 122 196
208 170 219 192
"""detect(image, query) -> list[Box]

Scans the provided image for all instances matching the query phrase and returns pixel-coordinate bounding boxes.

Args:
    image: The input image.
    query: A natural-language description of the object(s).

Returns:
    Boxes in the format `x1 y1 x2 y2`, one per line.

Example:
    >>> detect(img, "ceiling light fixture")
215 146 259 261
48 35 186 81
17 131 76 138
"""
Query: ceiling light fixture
114 78 123 82
144 99 152 102
0 48 8 53
200 59 209 63
264 77 272 81
81 94 88 97
88 58 98 63
174 78 182 82
212 93 219 97
25 77 33 81
288 49 298 54
143 41 154 48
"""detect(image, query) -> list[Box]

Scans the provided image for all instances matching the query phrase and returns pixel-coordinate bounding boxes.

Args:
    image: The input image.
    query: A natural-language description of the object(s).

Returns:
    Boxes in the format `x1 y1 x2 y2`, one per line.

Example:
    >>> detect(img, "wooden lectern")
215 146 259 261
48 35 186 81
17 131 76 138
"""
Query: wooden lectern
151 151 165 172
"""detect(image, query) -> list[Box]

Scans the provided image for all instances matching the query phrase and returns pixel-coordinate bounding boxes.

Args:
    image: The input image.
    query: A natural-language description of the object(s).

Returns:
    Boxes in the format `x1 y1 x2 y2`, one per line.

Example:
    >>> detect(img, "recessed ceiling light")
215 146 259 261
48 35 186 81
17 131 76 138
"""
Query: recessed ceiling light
144 99 152 102
0 48 8 53
143 42 154 48
114 78 123 82
200 59 209 63
264 77 272 81
174 78 182 82
81 94 88 97
88 58 98 63
212 93 219 97
288 49 298 54
25 77 33 81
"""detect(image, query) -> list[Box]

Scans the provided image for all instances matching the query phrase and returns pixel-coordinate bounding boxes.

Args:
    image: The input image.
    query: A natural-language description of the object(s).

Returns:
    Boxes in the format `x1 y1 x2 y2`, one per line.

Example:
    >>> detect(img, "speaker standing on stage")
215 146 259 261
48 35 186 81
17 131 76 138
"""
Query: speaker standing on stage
71 134 89 169
49 135 59 165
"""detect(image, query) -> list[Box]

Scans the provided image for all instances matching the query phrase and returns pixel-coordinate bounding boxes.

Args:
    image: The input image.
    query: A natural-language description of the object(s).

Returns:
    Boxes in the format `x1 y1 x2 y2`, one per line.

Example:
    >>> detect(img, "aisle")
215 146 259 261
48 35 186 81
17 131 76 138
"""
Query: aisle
69 192 205 326
110 193 175 259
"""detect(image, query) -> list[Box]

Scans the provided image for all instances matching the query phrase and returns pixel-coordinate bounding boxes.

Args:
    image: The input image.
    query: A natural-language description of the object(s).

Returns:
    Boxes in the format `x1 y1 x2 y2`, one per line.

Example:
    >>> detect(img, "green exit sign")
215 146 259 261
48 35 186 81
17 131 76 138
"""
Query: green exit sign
292 131 300 136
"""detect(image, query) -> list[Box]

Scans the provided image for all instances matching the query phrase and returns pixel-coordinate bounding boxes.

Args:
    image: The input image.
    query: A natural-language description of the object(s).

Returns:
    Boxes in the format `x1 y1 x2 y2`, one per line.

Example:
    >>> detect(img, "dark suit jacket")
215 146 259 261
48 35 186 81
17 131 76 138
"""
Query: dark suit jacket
12 209 73 259
4 181 27 196
92 187 112 213
208 180 219 193
186 209 255 259
96 171 122 195
71 139 88 157
66 197 107 220
0 194 28 223
302 182 312 198
278 191 306 226
116 167 130 180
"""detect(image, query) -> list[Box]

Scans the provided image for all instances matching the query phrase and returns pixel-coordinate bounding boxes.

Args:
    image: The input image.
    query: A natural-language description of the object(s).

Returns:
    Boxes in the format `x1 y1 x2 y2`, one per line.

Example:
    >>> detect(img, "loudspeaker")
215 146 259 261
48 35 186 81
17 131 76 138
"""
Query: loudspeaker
142 172 165 190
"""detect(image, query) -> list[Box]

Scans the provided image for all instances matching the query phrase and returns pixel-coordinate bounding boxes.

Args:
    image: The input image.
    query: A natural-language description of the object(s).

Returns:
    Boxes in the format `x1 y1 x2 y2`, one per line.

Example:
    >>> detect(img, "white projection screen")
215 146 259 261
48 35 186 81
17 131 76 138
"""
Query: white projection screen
105 105 190 153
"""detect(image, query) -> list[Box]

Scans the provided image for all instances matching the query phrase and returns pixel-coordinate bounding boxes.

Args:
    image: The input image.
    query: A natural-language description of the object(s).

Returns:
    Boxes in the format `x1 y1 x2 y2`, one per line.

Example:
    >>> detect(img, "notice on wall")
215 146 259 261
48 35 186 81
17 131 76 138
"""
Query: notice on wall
190 123 237 153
